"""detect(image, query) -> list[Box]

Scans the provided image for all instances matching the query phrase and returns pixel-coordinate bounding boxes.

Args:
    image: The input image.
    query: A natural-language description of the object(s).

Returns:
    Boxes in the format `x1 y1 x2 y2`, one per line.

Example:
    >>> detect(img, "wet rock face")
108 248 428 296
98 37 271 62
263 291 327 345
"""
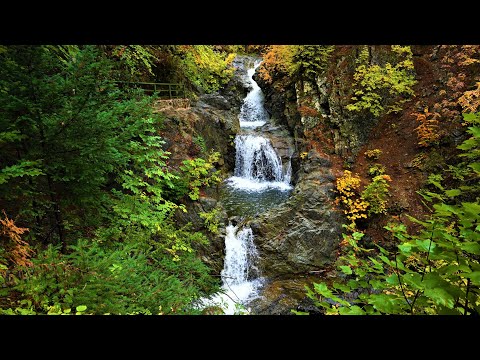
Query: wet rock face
248 276 327 315
248 148 343 277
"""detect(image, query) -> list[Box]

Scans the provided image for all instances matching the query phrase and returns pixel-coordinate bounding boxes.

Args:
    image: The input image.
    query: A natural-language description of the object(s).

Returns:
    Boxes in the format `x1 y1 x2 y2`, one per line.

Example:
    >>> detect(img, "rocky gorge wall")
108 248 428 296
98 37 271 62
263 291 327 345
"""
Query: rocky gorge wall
255 46 405 163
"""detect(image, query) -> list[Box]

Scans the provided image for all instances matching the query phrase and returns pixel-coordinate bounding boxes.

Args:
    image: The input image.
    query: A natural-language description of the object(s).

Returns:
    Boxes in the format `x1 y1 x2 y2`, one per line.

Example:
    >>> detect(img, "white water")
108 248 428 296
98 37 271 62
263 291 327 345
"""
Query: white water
239 61 269 128
198 59 292 314
234 135 283 180
198 225 263 315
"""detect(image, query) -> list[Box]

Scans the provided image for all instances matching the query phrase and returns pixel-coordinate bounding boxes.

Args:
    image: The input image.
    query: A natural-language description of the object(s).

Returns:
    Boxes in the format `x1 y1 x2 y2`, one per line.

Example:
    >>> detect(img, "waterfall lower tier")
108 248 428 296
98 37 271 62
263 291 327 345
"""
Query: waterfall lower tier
197 224 263 315
221 225 259 284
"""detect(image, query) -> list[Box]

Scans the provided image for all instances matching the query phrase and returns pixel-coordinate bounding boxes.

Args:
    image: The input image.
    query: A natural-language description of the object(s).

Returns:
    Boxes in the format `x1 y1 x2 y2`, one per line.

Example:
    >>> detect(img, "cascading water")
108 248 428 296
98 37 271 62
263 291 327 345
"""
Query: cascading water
238 61 269 128
196 224 262 315
199 58 293 314
226 60 292 193
227 135 291 191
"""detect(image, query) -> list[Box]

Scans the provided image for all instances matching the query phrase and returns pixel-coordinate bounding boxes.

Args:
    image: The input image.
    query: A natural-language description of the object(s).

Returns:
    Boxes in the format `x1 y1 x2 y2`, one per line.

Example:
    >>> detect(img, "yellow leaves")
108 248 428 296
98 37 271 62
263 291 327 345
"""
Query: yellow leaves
258 45 295 84
336 170 369 224
364 149 382 160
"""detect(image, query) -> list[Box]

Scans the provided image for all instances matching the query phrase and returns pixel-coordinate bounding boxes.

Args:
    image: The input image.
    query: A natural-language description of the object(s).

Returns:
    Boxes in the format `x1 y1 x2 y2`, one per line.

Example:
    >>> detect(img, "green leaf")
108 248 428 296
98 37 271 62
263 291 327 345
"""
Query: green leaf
398 242 413 253
462 202 480 218
403 273 424 289
291 309 309 315
339 265 353 275
76 305 87 312
338 305 365 315
444 189 462 198
416 239 436 252
438 264 471 275
433 203 460 216
468 126 480 138
378 255 391 265
368 294 405 314
462 113 477 121
459 242 480 255
369 279 387 290
333 282 352 293
462 271 480 286
424 288 455 309
468 162 480 173
386 273 399 285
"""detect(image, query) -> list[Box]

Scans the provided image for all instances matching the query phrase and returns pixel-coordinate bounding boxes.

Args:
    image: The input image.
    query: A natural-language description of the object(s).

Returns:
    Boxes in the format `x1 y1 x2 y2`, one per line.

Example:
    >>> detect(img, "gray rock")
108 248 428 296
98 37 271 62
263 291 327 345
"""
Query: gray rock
247 148 344 277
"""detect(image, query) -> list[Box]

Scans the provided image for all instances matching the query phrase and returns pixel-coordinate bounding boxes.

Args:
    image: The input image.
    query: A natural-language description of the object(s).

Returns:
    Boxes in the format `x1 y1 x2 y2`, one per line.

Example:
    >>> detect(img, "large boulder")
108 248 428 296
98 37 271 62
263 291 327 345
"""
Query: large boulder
248 148 343 277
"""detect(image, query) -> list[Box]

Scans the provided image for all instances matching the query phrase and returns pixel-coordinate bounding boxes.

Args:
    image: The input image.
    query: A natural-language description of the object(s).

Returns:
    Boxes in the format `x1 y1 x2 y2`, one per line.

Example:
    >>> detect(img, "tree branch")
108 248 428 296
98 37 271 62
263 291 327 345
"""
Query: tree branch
410 223 436 312
394 253 411 312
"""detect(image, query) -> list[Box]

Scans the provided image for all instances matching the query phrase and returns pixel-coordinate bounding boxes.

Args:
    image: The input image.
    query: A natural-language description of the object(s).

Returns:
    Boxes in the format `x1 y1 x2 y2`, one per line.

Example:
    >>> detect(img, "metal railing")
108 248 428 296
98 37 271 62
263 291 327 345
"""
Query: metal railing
115 81 186 99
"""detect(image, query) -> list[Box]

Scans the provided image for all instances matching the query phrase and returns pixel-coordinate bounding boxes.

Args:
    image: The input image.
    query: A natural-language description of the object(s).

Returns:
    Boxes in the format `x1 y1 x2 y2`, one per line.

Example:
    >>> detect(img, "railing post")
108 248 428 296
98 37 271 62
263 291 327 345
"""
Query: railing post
169 84 172 99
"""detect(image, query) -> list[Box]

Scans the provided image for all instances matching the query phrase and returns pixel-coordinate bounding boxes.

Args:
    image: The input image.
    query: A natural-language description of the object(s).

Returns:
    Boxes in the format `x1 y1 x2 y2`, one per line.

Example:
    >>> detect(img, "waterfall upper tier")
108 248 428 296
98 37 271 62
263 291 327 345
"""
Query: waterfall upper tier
239 61 269 129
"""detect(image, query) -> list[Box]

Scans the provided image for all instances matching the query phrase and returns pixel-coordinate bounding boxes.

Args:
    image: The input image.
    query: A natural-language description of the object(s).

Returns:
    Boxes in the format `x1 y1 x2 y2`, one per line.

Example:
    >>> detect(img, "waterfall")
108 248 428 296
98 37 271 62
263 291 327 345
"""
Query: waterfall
227 134 292 192
221 225 259 284
197 224 262 315
198 58 292 314
239 60 269 128
234 135 283 180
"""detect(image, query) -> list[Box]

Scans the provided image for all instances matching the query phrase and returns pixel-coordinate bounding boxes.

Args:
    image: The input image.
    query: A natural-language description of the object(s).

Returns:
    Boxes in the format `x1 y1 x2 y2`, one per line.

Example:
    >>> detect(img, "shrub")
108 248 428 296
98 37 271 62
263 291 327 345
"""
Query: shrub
361 175 392 216
346 45 417 117
335 170 369 227
364 149 382 160
367 164 386 177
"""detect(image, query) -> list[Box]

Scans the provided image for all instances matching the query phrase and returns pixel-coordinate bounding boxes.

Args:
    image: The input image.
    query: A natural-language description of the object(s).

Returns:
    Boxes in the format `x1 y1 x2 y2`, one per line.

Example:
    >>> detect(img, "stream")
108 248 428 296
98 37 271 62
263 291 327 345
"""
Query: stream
199 60 294 314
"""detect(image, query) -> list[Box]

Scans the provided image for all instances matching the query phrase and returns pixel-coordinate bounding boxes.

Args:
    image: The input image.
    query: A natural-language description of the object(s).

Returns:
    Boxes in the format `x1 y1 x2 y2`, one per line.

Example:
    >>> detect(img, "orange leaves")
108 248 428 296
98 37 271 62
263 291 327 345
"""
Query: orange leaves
0 211 33 270
412 108 442 147
297 105 319 118
457 82 480 113
381 175 392 182
257 45 294 84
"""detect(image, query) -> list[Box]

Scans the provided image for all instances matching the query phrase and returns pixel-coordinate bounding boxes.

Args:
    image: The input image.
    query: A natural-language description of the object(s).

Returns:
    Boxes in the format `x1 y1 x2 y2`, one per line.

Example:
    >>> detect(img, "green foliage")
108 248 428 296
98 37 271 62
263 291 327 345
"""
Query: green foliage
110 116 182 233
3 228 218 314
346 45 417 117
0 160 44 185
177 45 235 94
0 45 136 242
367 164 386 177
111 45 157 76
298 112 480 315
179 151 221 201
289 45 335 80
193 135 207 153
259 45 334 84
0 45 222 316
199 207 222 234
361 174 392 216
